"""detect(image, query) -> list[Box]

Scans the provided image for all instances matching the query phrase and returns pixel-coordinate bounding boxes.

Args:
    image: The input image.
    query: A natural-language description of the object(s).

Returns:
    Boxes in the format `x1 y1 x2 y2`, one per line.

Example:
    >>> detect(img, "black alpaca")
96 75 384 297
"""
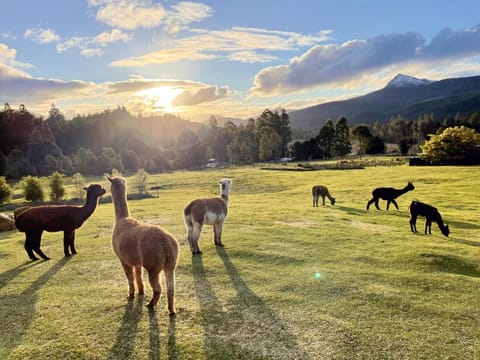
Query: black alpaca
366 181 414 210
409 200 450 237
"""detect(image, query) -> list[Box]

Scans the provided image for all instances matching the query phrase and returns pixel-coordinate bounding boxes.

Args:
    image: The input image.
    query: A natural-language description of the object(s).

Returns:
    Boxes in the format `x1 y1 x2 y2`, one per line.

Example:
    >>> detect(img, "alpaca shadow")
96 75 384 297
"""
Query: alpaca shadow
147 308 177 360
421 253 480 277
108 299 143 360
0 258 71 357
216 247 311 359
336 205 368 216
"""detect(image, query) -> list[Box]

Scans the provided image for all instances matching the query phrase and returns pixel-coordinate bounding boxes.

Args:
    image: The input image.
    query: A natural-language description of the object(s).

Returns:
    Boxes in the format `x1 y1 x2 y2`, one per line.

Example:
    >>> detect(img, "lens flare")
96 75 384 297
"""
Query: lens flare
314 271 322 279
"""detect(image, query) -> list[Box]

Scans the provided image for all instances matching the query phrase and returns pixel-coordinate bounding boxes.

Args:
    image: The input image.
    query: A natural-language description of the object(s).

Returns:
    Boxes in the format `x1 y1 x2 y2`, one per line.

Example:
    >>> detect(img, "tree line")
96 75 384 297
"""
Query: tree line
1 102 480 179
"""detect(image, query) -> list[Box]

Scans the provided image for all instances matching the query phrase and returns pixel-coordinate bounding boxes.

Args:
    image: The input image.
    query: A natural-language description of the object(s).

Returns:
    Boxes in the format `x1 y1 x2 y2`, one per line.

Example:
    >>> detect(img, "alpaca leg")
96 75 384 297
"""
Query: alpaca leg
31 231 49 260
391 199 399 210
425 219 432 234
312 195 317 207
190 223 203 254
410 215 418 233
121 263 135 299
214 221 224 246
70 231 77 255
24 233 38 261
322 196 326 206
164 269 176 316
374 199 381 210
63 231 75 256
134 266 144 295
366 198 375 210
146 271 161 308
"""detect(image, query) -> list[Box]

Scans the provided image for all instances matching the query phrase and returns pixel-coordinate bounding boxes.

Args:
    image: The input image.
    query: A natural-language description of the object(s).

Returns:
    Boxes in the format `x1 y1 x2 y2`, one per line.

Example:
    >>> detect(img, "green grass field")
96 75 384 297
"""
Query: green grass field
1 163 479 359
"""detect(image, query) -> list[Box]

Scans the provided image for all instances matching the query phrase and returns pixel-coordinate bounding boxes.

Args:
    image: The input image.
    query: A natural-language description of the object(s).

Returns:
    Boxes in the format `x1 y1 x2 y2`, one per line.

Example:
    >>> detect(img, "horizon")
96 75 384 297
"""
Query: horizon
1 1 480 121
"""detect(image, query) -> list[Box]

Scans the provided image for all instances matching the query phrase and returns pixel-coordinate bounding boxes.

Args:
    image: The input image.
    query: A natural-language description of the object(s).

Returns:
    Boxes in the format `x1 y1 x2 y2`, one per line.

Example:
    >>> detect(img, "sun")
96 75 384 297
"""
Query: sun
138 86 182 113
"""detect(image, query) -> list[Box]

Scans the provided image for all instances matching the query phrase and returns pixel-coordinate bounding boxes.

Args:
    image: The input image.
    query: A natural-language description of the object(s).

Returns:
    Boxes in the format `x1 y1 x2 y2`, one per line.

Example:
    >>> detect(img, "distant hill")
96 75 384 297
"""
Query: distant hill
289 74 480 130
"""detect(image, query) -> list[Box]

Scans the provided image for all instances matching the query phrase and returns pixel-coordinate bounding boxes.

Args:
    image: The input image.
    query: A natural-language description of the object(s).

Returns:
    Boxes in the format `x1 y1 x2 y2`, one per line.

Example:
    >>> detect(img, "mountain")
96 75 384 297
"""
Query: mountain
288 74 480 130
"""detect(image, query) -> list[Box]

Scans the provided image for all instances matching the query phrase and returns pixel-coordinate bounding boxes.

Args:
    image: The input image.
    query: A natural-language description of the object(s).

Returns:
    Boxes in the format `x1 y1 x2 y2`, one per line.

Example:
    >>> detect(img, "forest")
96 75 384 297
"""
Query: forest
1 102 480 179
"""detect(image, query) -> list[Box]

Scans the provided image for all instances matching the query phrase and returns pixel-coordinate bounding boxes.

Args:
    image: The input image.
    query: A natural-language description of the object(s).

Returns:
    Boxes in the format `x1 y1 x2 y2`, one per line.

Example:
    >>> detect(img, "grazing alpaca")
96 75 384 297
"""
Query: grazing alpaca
107 176 178 314
312 185 336 206
184 178 232 254
366 181 414 210
409 200 450 237
14 184 105 260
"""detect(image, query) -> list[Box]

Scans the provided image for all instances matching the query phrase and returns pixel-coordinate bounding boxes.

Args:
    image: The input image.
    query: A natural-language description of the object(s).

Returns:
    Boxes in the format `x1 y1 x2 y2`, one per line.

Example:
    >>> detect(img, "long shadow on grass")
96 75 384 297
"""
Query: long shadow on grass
108 299 143 360
0 258 71 357
216 247 311 359
0 261 41 290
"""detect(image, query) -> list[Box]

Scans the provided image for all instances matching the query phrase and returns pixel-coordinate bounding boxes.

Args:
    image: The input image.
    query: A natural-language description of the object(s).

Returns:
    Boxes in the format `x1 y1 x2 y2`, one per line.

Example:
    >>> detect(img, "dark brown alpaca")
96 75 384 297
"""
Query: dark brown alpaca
366 181 414 210
14 184 105 260
410 200 450 237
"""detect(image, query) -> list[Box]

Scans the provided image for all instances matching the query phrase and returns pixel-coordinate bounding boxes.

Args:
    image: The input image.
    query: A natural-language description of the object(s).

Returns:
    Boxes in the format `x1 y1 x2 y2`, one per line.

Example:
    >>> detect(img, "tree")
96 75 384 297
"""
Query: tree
21 176 44 202
135 169 149 195
366 136 386 154
49 171 65 201
421 126 480 164
0 176 12 204
352 125 372 158
316 119 335 159
259 130 282 161
333 116 352 158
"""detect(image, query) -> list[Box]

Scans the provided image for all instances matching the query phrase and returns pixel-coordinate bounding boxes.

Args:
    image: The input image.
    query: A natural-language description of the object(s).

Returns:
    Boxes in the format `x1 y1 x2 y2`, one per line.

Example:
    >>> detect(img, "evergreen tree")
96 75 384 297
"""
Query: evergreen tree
21 176 44 202
333 117 352 158
49 171 65 201
316 119 335 159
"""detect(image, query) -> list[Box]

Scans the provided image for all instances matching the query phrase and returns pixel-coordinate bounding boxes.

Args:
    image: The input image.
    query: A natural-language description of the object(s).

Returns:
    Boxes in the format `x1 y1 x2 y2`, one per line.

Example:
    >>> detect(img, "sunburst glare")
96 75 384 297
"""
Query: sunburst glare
137 86 182 113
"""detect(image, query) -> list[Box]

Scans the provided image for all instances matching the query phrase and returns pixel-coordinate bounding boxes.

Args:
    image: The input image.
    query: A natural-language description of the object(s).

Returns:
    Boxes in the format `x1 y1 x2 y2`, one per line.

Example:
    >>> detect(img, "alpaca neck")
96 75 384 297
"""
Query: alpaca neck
326 192 333 201
112 190 130 220
221 193 229 206
81 193 101 221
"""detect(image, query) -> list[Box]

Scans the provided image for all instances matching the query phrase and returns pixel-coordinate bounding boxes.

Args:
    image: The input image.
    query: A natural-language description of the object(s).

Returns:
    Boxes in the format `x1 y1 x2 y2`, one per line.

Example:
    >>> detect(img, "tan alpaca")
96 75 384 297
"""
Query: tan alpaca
107 176 179 315
312 185 336 207
184 178 232 254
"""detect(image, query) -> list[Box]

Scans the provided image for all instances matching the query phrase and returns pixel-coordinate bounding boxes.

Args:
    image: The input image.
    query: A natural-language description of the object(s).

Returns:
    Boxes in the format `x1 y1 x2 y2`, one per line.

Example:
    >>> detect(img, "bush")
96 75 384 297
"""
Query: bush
21 176 44 202
0 177 12 204
49 171 65 201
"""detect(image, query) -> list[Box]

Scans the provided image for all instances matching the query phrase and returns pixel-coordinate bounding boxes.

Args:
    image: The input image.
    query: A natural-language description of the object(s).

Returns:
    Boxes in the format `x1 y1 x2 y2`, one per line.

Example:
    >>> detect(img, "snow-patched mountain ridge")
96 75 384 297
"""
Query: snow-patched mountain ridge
386 74 435 88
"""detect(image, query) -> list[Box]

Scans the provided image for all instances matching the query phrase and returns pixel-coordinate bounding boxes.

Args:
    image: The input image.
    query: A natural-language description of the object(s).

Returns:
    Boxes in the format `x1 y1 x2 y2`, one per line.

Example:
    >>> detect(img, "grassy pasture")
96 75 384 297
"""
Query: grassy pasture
0 163 479 359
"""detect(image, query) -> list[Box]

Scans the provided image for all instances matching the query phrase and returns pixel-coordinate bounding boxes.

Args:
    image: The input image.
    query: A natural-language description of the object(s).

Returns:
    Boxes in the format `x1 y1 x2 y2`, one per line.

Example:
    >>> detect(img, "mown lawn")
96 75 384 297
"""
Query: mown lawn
0 163 479 359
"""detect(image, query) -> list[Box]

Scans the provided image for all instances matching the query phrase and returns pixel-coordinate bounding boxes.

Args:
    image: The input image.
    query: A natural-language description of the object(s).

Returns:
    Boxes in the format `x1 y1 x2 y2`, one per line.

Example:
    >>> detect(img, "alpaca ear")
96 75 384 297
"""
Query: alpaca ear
82 187 88 191
105 175 113 183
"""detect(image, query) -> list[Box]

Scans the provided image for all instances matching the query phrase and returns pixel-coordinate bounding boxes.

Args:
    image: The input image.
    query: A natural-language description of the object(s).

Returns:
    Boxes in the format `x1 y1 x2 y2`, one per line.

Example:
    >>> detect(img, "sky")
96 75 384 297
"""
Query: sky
1 0 480 122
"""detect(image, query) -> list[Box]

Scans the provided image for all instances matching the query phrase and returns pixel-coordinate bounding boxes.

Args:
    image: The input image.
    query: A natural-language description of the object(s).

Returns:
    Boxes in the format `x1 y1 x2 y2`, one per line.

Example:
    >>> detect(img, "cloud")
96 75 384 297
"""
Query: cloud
56 29 131 56
250 25 480 97
93 0 167 30
110 26 331 67
93 29 131 46
24 27 60 44
0 43 34 69
172 85 229 106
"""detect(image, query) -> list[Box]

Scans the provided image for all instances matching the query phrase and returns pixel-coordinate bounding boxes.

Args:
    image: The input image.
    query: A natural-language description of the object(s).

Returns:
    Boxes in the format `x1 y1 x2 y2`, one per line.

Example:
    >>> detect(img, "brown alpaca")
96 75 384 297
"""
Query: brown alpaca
107 176 178 314
312 185 336 206
14 184 105 260
184 178 232 254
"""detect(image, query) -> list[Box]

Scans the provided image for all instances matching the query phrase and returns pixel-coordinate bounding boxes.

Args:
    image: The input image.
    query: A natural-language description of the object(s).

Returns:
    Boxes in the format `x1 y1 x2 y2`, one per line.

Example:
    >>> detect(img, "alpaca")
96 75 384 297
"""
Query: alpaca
107 176 178 314
14 184 105 261
184 178 232 255
312 185 336 206
410 200 450 237
366 181 414 210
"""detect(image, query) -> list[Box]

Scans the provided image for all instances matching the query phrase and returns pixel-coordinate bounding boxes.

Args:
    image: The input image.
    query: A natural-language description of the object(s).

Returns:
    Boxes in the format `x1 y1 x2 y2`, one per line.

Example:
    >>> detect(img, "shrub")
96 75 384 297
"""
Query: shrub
0 177 12 204
49 171 65 201
135 169 149 195
21 176 44 202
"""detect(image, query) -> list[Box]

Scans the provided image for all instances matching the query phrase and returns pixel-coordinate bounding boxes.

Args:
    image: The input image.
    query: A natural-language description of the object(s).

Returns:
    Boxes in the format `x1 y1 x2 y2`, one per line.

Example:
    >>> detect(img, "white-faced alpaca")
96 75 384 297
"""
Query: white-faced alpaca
312 185 336 206
14 184 105 261
184 178 232 255
107 176 178 314
366 181 415 210
410 200 450 237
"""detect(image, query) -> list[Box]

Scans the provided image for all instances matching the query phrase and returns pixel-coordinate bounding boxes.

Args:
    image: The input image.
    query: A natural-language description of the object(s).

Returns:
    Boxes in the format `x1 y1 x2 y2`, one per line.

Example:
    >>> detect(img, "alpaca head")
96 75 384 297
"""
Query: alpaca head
406 181 415 191
441 224 450 237
106 176 127 196
83 184 106 199
330 198 336 205
219 178 232 196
